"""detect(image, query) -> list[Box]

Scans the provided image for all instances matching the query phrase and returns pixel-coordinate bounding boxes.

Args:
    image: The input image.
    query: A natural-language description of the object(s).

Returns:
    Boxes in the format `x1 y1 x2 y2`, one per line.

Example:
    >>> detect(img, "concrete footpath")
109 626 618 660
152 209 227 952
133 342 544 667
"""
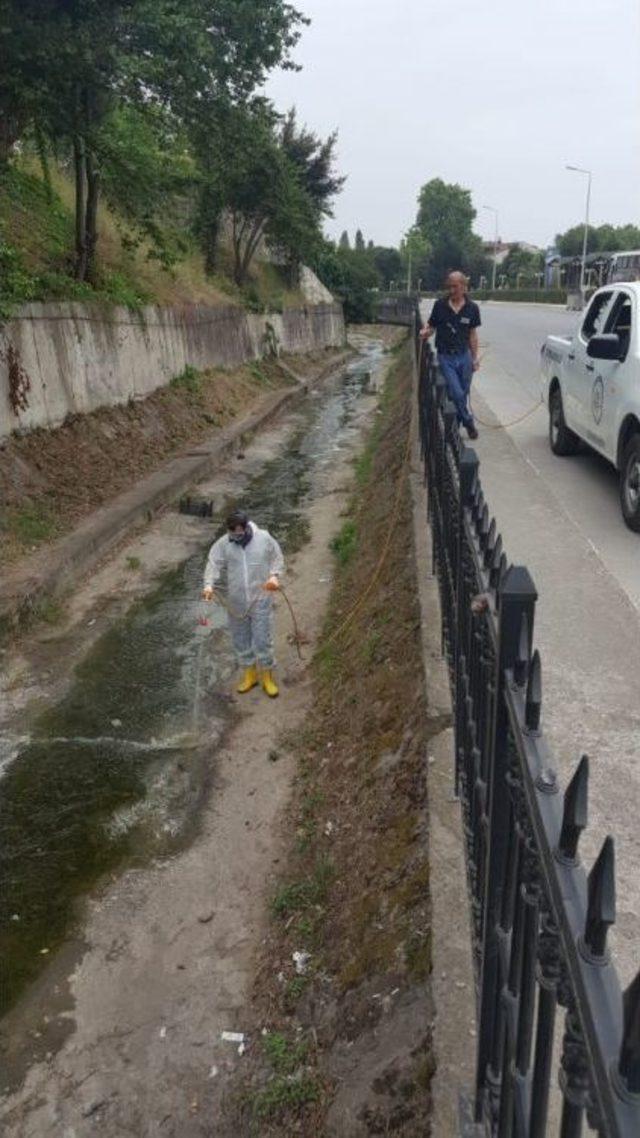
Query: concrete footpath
472 387 640 992
0 350 351 635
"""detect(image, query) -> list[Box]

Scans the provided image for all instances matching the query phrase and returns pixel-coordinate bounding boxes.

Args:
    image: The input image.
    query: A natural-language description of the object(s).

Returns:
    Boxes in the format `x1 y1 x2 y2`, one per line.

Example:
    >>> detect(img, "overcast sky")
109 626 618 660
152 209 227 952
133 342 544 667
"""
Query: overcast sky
266 0 640 250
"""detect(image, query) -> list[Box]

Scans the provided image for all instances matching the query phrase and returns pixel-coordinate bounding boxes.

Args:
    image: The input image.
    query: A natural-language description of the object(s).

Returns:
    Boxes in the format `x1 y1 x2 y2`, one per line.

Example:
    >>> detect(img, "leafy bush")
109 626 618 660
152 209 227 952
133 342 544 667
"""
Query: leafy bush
471 288 567 304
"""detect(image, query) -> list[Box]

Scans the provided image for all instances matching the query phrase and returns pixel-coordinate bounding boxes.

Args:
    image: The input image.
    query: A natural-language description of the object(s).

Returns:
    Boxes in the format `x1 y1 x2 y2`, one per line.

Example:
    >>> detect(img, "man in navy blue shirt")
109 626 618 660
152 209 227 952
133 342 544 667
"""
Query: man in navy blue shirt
420 271 481 439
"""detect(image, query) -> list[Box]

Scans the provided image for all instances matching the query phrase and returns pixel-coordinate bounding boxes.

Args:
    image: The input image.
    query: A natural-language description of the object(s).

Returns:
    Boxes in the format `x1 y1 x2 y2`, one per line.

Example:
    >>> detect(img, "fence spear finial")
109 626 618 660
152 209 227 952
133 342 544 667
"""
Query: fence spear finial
584 835 616 959
557 755 589 862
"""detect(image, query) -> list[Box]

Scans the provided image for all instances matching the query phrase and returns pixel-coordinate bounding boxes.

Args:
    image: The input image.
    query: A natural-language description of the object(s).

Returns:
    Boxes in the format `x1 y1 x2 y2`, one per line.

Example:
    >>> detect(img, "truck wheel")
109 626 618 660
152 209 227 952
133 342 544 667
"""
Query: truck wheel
549 388 580 456
620 436 640 532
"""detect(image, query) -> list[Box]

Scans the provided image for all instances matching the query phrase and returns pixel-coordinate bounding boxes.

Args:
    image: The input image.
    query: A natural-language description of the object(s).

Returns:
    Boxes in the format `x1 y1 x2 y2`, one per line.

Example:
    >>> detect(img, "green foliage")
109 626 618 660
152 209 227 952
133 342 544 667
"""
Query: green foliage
252 1073 320 1119
555 222 640 256
1 0 312 287
3 502 58 545
270 856 334 918
126 556 142 571
372 245 402 288
170 364 202 395
312 241 378 322
411 177 492 288
330 518 357 565
262 1032 308 1074
498 243 544 286
472 288 566 304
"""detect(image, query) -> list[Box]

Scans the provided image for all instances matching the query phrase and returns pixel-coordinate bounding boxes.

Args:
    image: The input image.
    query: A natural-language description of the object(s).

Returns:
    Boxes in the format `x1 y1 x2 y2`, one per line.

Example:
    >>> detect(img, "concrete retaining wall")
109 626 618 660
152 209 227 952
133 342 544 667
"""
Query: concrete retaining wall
0 300 344 439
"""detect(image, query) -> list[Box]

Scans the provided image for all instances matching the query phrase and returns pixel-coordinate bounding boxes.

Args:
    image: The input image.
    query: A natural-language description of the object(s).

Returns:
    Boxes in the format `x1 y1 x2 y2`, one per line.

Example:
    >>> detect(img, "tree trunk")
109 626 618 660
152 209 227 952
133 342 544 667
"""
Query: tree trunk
34 123 53 204
240 220 266 282
84 148 100 283
73 134 88 281
232 213 244 285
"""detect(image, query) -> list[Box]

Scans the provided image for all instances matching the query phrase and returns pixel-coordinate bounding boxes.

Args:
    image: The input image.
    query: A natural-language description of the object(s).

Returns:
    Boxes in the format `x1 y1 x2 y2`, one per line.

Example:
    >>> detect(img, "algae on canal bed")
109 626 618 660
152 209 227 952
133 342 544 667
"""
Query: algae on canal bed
0 342 386 1017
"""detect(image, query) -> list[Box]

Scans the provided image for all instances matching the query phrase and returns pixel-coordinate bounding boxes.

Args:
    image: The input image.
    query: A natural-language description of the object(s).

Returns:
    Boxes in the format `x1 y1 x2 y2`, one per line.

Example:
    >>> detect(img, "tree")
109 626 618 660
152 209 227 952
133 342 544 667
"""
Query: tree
372 246 402 289
1 0 308 282
400 226 431 289
196 102 337 286
280 109 344 216
413 177 487 287
555 224 599 257
499 243 543 286
339 230 350 249
312 240 378 322
354 228 365 251
555 222 640 256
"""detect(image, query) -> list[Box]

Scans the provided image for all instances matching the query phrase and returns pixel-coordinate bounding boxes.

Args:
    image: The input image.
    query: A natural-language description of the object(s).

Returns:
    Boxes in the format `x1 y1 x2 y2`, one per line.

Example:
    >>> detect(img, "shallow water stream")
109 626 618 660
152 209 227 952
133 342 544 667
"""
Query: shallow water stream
0 339 389 1016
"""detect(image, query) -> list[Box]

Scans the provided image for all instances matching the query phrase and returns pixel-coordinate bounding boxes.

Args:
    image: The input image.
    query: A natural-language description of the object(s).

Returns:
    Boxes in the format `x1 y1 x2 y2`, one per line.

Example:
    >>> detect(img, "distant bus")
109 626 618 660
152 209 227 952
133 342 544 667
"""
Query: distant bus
607 251 640 283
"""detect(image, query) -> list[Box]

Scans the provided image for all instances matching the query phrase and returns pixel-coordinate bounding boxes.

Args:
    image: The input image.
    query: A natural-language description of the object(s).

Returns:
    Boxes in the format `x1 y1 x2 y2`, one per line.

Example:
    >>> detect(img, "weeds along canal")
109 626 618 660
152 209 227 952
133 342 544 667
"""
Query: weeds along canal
0 337 390 1018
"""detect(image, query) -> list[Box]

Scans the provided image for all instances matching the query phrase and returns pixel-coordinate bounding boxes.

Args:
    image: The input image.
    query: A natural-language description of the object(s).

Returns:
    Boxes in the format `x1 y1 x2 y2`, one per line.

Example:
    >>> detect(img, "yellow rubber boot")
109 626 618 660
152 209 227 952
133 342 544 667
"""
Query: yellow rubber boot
261 669 279 698
237 665 258 694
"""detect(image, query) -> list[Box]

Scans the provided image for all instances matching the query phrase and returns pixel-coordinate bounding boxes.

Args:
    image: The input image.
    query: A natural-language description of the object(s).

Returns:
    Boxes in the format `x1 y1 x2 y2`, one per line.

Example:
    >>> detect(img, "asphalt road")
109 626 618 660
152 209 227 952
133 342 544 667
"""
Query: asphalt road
422 299 640 988
474 301 640 611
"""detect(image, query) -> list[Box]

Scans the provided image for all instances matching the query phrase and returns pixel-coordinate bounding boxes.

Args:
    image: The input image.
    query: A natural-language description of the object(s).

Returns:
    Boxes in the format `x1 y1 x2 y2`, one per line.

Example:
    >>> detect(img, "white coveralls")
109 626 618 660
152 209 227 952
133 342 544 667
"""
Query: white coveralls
203 522 285 669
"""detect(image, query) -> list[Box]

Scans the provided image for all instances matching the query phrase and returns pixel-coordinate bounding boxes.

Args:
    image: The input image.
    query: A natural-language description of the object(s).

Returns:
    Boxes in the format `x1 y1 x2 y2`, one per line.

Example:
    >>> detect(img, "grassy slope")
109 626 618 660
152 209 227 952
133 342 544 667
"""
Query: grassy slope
0 160 303 314
226 342 435 1135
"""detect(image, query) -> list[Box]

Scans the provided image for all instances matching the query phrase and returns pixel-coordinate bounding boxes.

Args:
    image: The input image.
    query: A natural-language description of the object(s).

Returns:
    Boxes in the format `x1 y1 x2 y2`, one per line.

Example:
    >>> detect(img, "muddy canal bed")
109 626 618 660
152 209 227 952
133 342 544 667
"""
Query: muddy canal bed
0 332 399 1119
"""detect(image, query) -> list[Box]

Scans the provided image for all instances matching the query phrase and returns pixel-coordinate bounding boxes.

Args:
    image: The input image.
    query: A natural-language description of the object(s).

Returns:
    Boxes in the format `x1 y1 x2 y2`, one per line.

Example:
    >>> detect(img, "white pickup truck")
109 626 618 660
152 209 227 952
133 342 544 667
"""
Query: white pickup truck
541 282 640 530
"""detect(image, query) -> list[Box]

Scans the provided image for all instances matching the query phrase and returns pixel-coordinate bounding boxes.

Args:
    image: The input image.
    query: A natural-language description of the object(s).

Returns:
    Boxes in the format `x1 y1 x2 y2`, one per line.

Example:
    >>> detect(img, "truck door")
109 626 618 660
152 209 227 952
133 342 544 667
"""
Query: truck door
596 289 634 459
564 290 615 437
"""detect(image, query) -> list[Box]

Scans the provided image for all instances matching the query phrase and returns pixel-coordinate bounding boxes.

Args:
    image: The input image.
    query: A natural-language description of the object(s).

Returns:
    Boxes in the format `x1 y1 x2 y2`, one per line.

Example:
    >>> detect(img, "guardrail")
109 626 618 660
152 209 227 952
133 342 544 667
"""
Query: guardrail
415 321 640 1136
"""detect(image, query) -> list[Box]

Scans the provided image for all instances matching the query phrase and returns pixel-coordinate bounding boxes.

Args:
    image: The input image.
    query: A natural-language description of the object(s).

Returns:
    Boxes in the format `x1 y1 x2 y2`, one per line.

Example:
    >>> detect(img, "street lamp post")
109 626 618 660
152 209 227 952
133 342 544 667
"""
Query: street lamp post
565 164 592 306
482 205 499 291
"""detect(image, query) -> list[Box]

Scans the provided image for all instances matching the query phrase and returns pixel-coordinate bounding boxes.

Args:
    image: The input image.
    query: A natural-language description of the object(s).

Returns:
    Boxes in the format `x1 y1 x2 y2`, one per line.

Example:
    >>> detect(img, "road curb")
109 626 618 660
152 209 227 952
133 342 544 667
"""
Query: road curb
0 350 353 635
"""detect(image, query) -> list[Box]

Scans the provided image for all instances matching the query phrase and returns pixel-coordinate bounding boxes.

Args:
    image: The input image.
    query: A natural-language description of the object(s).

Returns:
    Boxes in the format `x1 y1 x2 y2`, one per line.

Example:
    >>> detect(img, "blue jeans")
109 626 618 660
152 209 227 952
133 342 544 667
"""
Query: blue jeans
439 350 474 428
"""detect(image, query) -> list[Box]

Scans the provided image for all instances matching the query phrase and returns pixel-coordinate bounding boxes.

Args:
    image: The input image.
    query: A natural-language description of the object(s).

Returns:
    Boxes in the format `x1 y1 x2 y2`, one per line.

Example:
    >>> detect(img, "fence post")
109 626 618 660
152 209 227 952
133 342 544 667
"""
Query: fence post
474 565 537 1121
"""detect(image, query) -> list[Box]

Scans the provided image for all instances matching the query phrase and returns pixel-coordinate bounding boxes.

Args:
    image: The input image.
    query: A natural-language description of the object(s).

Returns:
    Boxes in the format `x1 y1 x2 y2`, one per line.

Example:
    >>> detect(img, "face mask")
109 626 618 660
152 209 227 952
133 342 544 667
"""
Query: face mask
229 526 252 548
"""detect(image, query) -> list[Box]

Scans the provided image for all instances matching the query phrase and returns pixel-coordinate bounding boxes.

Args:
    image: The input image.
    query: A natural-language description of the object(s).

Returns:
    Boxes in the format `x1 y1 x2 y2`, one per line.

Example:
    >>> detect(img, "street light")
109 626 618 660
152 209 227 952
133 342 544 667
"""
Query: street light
482 205 499 291
565 164 592 306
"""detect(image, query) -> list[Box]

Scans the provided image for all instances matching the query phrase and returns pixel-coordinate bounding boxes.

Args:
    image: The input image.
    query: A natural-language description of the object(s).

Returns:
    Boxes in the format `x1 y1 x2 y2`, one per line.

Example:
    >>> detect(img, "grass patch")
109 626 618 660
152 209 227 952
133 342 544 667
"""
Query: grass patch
284 974 309 1007
354 447 373 486
270 856 334 919
34 597 65 625
126 556 142 571
252 1073 320 1120
262 1031 308 1074
3 502 58 545
170 364 202 395
329 518 357 566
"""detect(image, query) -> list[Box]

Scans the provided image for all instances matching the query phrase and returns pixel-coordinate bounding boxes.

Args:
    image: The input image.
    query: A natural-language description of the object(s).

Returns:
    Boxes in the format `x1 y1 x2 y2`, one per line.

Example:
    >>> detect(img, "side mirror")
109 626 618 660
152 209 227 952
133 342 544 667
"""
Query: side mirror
587 333 623 361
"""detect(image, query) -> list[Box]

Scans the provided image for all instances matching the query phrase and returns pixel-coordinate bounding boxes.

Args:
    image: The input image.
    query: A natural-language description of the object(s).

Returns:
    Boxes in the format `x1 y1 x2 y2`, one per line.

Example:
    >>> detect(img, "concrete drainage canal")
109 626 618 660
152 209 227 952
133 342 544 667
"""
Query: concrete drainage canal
0 335 392 1052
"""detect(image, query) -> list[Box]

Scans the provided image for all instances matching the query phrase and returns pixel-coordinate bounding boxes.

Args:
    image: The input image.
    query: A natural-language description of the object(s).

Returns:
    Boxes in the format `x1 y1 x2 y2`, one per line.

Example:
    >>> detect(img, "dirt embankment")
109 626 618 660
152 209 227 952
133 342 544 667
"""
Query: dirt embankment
224 344 434 1135
0 351 340 566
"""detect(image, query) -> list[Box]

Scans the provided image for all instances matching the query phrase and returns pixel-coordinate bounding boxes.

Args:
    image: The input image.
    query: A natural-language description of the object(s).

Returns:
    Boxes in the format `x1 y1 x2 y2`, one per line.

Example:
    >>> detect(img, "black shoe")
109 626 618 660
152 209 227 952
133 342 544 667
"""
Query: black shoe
467 423 479 440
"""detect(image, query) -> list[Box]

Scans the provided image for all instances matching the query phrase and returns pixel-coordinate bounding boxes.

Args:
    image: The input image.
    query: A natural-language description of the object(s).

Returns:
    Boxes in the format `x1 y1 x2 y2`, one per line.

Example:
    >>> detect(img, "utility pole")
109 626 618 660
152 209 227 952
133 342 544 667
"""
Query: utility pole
566 164 592 307
483 205 499 291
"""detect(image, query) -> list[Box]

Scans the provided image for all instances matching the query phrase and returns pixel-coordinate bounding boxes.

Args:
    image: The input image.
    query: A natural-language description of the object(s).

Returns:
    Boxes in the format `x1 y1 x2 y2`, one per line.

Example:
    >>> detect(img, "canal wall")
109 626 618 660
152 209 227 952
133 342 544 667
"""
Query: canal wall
0 299 345 440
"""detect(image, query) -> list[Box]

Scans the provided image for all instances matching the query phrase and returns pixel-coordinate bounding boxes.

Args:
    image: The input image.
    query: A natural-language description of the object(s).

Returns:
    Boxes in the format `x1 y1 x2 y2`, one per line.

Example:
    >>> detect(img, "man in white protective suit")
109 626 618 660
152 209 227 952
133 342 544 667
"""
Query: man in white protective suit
202 508 284 698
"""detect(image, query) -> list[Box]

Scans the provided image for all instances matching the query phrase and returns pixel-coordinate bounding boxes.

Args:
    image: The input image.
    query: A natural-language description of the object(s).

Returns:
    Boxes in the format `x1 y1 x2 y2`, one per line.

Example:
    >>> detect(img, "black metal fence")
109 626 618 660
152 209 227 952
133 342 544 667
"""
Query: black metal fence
415 324 640 1136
